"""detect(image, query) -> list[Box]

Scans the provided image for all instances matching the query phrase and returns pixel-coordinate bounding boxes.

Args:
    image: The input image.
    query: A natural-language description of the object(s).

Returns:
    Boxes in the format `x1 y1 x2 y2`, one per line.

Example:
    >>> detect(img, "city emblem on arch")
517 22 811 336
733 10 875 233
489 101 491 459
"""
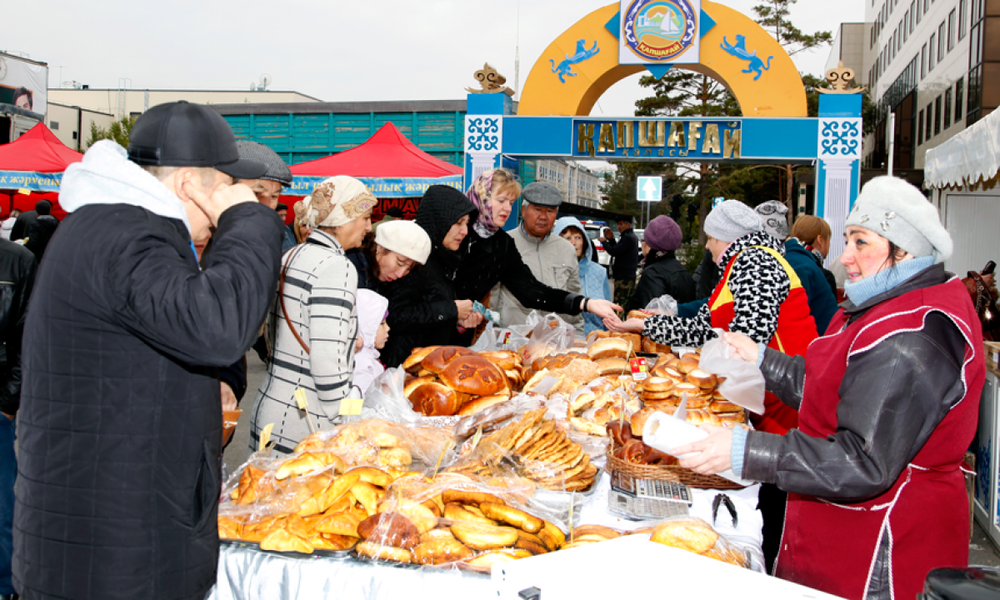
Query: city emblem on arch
720 34 773 81
551 40 601 83
623 0 698 62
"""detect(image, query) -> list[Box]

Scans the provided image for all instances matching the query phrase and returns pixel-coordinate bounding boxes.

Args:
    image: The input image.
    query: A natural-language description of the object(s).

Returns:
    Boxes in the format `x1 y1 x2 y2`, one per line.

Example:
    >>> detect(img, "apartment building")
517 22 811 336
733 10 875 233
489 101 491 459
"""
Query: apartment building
533 159 605 209
857 0 998 171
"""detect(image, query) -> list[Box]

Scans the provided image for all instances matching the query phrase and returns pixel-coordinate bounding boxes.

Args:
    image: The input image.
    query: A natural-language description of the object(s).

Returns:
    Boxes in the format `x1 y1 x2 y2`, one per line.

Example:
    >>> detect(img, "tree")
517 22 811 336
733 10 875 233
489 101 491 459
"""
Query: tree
753 0 833 56
86 116 135 150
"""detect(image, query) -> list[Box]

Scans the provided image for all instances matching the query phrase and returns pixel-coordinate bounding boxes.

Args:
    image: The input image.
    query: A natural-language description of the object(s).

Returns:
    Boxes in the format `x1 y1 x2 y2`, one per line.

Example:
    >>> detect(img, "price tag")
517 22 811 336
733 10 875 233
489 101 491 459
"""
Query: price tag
294 387 317 432
501 331 511 345
339 397 364 416
469 426 484 453
258 423 274 453
630 357 648 381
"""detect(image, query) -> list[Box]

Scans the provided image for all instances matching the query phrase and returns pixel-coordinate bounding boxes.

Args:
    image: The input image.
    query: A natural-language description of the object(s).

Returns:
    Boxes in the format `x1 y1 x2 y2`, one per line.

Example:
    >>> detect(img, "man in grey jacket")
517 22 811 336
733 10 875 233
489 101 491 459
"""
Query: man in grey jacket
491 182 585 334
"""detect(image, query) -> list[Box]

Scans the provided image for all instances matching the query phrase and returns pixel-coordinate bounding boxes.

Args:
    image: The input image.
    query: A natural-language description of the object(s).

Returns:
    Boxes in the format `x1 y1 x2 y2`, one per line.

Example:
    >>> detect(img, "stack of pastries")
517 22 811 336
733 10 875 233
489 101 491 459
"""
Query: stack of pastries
402 346 518 416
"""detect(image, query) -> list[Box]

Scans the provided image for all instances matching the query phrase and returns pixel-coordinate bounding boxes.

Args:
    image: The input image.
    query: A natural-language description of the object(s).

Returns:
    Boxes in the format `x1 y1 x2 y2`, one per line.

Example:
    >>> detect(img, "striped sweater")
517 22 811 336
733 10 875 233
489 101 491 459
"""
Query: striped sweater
248 229 358 456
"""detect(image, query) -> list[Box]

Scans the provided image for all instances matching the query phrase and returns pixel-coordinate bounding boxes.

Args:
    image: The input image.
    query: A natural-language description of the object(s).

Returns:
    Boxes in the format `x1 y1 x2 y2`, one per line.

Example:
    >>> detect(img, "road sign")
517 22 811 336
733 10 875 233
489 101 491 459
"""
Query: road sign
637 176 662 202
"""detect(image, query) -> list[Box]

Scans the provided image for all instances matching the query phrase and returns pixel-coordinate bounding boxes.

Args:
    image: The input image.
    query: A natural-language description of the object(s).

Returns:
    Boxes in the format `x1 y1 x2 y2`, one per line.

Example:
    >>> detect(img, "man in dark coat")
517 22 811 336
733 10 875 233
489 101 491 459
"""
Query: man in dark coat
14 102 284 600
600 216 640 308
23 200 58 260
0 239 35 600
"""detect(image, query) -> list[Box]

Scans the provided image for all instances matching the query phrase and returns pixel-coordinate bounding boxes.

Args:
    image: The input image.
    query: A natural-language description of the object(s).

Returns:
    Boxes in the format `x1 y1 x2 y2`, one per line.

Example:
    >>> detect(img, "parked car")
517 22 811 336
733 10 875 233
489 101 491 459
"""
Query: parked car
582 221 611 268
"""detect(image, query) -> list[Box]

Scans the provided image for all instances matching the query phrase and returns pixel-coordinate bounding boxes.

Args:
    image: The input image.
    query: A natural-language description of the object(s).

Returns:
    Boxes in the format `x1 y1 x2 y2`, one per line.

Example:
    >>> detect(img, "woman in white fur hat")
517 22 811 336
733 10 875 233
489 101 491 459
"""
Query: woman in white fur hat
674 176 985 600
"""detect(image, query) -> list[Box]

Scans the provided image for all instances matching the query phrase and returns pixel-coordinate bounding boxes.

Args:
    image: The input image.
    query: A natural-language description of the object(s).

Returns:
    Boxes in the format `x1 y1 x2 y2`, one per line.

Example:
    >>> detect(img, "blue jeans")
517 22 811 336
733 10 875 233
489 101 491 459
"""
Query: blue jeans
0 416 14 594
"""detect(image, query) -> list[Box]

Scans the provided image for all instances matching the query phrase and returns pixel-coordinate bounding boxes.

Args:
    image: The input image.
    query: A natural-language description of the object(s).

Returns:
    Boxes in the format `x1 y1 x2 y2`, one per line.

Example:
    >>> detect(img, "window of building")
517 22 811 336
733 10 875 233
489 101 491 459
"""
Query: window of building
944 88 953 128
50 121 59 130
956 77 964 122
911 1 917 29
929 33 937 69
921 43 928 78
959 0 968 40
918 110 924 144
948 9 957 51
917 0 923 22
934 95 942 135
923 0 929 15
938 21 946 61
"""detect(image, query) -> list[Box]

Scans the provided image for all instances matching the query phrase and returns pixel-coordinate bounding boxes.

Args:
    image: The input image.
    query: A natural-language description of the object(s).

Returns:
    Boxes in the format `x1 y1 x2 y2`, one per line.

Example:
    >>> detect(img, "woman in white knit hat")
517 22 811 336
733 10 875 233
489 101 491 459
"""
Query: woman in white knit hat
673 177 985 600
248 176 379 456
353 219 431 289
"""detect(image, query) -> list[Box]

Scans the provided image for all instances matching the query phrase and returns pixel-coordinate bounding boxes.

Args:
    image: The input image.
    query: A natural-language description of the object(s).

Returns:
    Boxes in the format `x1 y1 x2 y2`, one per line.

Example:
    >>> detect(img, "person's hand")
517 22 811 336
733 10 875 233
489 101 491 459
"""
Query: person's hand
598 236 606 243
674 425 734 475
721 331 759 363
586 298 622 320
604 316 645 333
220 382 238 412
184 180 256 226
458 312 484 329
982 272 996 291
455 299 475 320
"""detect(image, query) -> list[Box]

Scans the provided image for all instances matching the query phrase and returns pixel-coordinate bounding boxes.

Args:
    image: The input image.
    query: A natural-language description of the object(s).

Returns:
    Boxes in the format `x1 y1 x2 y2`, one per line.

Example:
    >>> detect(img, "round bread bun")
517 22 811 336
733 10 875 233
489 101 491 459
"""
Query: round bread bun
686 369 718 390
650 520 720 554
409 381 462 416
402 346 440 373
627 310 651 320
457 394 510 416
639 390 676 401
594 356 628 376
357 512 420 549
422 346 477 374
642 377 674 394
404 375 438 398
677 354 701 374
588 337 630 361
673 382 700 397
438 355 507 396
682 395 711 410
479 350 519 371
709 399 742 413
685 409 721 426
642 400 678 414
630 406 659 438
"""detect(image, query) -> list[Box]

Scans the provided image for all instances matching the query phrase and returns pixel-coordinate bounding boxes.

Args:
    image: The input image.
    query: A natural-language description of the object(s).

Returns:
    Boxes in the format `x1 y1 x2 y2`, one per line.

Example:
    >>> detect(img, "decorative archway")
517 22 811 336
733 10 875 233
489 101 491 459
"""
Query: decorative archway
517 1 808 118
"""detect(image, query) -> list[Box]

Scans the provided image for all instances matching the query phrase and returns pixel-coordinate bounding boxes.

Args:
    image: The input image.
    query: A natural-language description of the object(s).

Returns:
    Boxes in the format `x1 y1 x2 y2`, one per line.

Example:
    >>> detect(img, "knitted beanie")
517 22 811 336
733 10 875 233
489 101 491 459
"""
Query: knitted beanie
374 219 432 265
754 200 789 240
704 200 762 242
644 215 683 252
844 176 953 262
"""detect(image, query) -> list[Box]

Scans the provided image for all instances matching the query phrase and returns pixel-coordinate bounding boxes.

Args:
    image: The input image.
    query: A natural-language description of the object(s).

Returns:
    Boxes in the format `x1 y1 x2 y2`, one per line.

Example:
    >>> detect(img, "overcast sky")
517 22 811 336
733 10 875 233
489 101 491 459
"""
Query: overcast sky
5 1 864 117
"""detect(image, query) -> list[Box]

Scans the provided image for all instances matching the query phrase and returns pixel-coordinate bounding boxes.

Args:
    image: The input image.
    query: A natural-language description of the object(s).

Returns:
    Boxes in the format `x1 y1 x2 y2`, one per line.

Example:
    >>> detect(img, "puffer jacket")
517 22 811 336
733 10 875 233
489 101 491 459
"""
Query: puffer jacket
627 249 696 312
455 228 583 341
16 141 284 600
552 217 610 335
380 186 478 367
782 238 838 334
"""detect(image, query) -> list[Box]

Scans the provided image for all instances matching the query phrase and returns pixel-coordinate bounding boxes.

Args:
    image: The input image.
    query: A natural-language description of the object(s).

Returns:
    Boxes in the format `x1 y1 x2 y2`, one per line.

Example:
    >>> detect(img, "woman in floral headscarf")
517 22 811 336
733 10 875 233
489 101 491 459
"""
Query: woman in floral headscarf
248 176 377 457
454 169 620 343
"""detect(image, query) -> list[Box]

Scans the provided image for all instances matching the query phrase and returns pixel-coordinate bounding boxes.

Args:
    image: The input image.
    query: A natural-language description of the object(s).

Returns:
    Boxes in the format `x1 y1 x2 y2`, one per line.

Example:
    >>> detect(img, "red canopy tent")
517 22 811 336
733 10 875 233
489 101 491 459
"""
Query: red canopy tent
0 123 84 219
282 122 464 222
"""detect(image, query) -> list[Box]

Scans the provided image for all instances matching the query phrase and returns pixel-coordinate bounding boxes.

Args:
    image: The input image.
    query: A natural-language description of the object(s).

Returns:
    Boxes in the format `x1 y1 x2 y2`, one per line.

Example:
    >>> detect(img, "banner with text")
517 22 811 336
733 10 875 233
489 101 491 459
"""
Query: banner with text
573 118 741 160
285 176 464 198
0 170 63 193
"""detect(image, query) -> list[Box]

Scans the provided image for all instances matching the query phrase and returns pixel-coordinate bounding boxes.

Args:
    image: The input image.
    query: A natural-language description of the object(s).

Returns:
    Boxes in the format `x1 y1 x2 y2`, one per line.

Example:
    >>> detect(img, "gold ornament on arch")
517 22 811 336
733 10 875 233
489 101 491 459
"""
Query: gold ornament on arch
816 61 866 95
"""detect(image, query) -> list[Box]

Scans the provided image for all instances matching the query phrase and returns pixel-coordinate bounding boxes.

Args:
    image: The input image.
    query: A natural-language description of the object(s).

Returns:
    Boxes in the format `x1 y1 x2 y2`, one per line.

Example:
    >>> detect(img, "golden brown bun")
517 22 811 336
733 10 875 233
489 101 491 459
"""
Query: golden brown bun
422 346 477 374
479 350 519 371
404 375 438 398
677 354 701 374
464 548 532 567
259 527 314 554
595 357 628 376
413 537 474 565
639 390 676 401
627 310 651 320
641 338 657 354
622 333 642 355
444 503 497 526
642 376 674 394
441 489 506 507
479 502 544 533
709 399 742 413
355 540 413 563
450 522 520 550
685 409 721 426
357 512 420 549
438 355 507 396
686 369 718 390
588 337 630 360
408 381 462 416
672 382 700 397
402 346 440 373
650 519 719 554
457 394 510 416
630 406 658 437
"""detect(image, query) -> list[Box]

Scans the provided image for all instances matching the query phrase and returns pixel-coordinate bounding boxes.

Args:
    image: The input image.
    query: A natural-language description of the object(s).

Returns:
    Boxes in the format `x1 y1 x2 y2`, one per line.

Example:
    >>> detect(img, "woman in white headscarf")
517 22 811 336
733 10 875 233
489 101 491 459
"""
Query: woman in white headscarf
248 176 377 456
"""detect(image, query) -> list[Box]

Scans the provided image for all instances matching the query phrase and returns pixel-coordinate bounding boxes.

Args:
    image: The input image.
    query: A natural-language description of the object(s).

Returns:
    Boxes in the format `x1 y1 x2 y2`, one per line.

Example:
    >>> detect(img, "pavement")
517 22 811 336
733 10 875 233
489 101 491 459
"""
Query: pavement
225 351 1000 568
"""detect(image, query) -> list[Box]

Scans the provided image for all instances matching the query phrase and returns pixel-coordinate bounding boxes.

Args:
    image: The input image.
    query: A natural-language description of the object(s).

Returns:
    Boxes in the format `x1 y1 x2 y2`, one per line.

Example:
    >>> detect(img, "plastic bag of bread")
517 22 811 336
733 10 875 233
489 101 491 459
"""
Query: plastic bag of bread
470 321 529 353
523 313 577 364
648 517 749 568
353 469 567 570
697 330 765 415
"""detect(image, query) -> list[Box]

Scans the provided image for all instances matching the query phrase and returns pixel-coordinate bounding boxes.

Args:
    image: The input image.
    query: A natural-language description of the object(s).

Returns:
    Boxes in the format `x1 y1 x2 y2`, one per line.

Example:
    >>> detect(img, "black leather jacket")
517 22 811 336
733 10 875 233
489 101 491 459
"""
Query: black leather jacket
0 240 36 415
743 264 967 503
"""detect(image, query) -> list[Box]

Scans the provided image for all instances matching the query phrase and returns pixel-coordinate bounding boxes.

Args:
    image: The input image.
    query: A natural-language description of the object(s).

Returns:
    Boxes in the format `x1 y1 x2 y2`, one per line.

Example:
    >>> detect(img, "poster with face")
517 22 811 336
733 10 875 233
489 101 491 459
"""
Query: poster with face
0 52 48 115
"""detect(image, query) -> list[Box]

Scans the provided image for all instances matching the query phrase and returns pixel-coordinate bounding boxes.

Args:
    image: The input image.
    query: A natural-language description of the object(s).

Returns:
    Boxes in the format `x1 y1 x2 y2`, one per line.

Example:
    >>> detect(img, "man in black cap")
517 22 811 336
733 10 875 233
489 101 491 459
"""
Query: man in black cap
14 101 285 600
600 216 640 309
491 181 584 333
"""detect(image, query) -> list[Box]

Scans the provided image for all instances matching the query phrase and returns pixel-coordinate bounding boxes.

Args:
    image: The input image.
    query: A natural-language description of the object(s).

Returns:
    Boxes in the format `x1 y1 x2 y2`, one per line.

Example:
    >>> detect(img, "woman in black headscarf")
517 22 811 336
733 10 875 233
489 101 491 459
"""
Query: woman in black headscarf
378 186 484 367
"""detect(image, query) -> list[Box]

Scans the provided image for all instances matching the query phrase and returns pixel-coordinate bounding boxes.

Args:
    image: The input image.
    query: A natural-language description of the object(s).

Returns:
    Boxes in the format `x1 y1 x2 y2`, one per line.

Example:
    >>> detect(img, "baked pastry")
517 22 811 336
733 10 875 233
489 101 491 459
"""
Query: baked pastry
457 394 509 416
677 354 701 374
479 350 519 371
686 369 718 390
408 381 462 416
642 377 674 394
402 346 440 373
450 521 520 550
595 356 628 376
421 346 477 374
650 519 720 555
627 310 651 320
357 512 420 549
588 337 630 360
438 355 507 396
629 407 659 438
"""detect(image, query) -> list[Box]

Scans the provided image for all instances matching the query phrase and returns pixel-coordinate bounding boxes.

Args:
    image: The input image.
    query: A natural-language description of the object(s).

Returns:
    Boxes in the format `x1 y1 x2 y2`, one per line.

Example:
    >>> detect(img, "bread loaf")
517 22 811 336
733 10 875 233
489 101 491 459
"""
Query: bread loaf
408 381 462 416
438 355 507 396
422 346 476 374
587 337 630 360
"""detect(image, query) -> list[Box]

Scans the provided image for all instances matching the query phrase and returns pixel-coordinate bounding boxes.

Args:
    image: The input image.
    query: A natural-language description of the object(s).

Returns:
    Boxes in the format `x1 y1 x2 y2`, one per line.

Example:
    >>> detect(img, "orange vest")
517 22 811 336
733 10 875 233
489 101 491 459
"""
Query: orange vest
708 245 818 434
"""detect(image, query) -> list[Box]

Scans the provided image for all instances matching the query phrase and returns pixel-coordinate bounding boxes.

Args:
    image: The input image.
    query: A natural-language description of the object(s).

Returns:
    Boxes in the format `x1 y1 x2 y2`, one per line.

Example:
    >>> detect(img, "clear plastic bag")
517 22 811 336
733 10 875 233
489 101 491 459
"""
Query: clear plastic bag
645 294 678 317
363 367 464 428
697 329 766 415
523 313 576 364
648 516 760 569
470 321 529 353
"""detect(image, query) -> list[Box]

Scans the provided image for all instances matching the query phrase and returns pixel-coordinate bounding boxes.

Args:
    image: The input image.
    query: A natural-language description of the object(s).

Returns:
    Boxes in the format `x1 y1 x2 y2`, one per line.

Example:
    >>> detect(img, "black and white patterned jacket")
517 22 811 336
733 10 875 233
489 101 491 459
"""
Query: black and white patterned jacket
643 231 790 347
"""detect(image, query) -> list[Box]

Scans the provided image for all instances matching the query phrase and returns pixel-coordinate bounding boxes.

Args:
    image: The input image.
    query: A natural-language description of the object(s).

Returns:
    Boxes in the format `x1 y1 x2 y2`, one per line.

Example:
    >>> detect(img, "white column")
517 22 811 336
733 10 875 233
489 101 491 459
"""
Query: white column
816 117 862 268
464 116 503 182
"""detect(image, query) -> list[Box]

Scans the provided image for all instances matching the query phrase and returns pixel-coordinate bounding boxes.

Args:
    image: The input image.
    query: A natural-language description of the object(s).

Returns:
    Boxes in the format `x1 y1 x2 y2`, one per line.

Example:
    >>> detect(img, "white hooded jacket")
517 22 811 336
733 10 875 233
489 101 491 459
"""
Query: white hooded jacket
352 288 389 396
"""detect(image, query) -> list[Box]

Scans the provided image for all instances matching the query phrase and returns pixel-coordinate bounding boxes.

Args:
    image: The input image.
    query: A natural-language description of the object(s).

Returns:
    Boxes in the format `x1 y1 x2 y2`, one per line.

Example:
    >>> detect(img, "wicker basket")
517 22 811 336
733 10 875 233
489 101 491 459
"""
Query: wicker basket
606 442 745 490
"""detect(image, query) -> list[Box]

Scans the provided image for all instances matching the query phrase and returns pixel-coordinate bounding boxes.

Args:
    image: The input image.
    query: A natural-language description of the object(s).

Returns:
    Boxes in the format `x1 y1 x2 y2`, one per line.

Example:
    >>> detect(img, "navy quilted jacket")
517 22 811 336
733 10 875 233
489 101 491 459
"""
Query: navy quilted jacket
15 201 283 600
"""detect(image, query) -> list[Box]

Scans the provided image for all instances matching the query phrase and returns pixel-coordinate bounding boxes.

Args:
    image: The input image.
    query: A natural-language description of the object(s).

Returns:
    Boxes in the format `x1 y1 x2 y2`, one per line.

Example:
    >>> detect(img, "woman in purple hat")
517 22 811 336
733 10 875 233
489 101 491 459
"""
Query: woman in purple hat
627 215 696 312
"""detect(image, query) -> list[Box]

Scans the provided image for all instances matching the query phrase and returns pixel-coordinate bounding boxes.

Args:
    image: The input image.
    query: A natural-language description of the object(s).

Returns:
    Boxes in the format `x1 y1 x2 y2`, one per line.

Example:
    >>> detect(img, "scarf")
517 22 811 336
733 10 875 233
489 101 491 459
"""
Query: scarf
466 169 510 239
843 255 936 306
